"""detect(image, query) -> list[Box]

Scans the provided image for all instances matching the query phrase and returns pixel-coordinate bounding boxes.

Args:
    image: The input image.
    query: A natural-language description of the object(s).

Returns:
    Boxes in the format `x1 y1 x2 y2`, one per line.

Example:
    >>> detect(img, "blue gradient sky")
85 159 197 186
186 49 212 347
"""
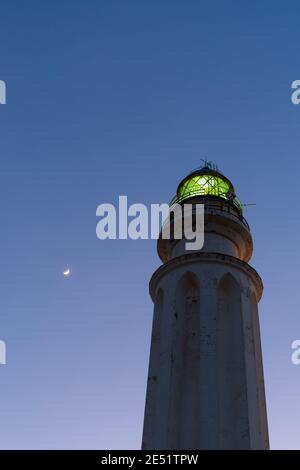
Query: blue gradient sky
0 0 299 449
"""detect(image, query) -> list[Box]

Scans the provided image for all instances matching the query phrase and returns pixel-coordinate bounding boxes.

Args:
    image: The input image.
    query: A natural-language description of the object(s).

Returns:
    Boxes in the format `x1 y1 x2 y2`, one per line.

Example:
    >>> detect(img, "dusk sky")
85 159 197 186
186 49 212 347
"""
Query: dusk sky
0 0 300 449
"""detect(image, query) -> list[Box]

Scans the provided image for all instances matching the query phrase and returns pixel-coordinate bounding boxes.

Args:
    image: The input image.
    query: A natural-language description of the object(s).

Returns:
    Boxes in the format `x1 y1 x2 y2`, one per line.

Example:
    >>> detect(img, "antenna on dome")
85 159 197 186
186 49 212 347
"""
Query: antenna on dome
200 157 219 172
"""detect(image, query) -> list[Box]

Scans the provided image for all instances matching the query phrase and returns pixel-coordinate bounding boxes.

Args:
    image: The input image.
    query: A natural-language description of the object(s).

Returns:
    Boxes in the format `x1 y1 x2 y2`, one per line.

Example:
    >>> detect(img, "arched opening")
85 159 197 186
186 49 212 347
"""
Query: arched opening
168 271 200 449
217 273 249 449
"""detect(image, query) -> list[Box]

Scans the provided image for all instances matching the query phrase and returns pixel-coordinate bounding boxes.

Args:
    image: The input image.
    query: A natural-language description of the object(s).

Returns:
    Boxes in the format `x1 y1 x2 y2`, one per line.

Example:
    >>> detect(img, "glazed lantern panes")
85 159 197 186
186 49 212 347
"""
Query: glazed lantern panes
174 172 243 213
177 174 231 201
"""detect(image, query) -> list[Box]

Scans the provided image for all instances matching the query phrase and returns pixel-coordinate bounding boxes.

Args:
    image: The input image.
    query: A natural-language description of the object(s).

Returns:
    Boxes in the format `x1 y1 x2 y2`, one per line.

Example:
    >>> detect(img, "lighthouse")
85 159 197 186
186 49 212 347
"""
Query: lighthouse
142 164 269 450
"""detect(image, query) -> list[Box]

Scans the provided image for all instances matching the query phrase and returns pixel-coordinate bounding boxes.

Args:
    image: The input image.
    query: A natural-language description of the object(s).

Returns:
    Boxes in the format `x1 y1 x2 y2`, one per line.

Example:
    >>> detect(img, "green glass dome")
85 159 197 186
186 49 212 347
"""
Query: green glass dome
173 166 243 212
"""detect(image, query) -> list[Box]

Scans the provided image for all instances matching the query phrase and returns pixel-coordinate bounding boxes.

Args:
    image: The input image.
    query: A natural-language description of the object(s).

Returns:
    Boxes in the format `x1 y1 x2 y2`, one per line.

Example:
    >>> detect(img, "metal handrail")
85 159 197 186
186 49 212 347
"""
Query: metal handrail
169 193 250 231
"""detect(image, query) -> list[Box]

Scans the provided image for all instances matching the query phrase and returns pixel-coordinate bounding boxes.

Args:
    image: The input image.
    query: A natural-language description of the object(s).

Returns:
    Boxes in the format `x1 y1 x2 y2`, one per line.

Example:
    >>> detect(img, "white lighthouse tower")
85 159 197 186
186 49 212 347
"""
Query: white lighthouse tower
142 164 269 450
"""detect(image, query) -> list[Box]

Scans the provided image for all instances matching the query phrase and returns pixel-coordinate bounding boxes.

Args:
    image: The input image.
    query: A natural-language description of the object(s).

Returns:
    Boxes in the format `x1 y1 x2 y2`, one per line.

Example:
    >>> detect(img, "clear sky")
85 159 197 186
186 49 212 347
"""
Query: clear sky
0 0 299 450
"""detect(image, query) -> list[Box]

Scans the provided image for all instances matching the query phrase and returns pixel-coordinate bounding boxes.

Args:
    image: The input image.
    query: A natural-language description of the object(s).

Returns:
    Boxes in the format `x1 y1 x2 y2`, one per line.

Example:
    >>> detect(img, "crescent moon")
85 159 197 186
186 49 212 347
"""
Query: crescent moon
63 269 71 276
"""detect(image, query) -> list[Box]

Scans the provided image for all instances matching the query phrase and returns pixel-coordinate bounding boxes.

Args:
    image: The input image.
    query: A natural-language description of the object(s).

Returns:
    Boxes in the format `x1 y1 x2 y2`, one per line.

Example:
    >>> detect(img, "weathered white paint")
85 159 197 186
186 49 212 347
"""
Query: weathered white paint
142 198 269 450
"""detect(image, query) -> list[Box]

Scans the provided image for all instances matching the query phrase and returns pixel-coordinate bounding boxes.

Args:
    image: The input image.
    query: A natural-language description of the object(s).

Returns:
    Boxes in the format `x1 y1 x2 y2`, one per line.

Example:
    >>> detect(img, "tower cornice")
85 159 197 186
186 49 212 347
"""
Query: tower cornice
149 251 263 303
